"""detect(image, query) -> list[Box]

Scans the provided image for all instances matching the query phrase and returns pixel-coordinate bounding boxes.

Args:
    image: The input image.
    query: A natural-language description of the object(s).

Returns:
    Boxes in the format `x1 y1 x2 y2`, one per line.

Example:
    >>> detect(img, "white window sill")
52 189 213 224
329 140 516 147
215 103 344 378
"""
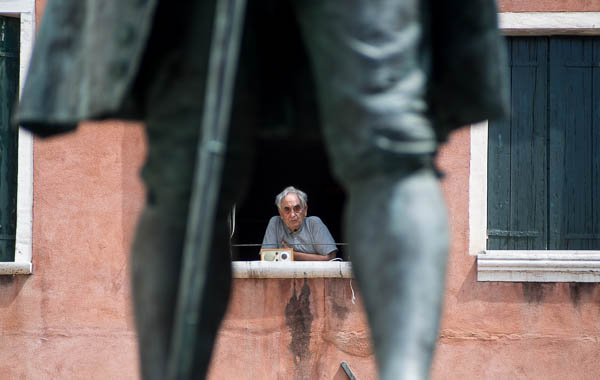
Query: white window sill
477 251 600 282
500 12 600 36
0 261 32 275
232 261 353 279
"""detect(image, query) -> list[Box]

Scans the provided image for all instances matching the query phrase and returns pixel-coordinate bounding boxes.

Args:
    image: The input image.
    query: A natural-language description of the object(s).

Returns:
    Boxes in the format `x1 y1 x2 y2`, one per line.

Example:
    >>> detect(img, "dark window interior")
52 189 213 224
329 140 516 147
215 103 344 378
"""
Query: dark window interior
0 16 19 262
230 2 346 260
231 136 346 261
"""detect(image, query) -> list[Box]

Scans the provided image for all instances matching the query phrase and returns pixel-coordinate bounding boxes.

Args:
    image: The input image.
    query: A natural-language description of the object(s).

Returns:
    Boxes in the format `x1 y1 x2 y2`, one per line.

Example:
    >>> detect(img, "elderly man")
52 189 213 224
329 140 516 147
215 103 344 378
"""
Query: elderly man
262 186 337 261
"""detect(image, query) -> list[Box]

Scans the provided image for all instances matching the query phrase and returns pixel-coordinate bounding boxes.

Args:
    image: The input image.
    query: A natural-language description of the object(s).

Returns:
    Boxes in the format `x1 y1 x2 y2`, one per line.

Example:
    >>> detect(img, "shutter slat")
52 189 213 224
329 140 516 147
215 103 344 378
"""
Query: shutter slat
487 38 512 250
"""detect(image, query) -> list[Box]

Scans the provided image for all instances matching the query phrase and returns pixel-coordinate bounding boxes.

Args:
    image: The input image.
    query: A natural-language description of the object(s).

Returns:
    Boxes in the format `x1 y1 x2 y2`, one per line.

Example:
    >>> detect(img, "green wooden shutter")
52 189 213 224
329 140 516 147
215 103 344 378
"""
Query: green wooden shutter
488 36 600 251
548 37 600 250
0 16 19 261
487 37 548 250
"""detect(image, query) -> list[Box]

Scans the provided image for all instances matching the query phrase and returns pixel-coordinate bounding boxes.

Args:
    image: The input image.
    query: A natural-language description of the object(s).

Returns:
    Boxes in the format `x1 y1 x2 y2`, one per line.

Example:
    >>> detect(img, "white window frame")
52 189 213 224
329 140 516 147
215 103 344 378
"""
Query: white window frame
472 12 600 282
0 0 35 275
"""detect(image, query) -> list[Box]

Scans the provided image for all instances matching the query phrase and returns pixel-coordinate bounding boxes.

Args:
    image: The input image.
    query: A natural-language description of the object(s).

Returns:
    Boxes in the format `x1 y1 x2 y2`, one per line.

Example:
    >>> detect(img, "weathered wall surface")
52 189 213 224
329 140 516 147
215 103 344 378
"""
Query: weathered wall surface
209 278 375 380
0 123 146 379
498 0 600 12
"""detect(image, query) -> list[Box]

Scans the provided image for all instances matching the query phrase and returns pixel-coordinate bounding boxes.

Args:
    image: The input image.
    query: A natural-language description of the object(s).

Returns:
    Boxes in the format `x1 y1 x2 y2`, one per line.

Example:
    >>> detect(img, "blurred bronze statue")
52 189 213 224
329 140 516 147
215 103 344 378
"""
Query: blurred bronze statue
16 0 508 379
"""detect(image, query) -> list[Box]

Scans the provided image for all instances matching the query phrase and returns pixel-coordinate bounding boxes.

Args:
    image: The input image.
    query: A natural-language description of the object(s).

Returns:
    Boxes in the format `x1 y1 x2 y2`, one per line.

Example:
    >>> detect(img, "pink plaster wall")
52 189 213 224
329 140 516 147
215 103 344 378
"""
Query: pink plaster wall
498 0 600 12
0 122 146 379
36 0 47 24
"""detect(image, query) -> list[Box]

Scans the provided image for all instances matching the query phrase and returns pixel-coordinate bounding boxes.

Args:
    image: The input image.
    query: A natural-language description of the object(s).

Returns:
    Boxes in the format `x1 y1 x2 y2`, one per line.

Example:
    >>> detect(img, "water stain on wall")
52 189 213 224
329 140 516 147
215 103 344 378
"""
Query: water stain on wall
522 283 554 303
0 275 14 287
0 275 27 308
569 283 596 306
328 279 349 321
285 279 313 380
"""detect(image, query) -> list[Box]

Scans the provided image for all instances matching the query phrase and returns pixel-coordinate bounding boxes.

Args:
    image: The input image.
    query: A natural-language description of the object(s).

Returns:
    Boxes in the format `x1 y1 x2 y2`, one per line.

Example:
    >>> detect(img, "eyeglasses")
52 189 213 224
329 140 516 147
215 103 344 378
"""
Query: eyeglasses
281 205 304 214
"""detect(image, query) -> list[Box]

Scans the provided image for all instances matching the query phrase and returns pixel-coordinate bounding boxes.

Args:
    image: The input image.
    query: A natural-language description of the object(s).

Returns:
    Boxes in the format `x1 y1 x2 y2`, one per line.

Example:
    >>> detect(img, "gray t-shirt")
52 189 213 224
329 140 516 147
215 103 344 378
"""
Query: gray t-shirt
261 216 337 256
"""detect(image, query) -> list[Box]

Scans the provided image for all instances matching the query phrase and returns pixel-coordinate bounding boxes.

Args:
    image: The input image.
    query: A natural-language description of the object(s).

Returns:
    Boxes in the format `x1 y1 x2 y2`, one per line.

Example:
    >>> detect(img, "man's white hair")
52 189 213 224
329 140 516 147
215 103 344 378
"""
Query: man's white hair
275 186 308 209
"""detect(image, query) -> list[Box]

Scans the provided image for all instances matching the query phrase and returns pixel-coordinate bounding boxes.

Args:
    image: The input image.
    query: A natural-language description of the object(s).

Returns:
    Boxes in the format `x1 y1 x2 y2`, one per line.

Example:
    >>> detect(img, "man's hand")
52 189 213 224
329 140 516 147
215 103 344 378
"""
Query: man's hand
294 250 337 261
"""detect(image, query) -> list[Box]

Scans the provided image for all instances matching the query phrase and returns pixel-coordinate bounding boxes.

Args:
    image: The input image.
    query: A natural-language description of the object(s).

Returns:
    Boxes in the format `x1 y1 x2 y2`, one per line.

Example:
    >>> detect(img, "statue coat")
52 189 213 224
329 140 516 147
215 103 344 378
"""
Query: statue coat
15 0 508 138
16 0 160 135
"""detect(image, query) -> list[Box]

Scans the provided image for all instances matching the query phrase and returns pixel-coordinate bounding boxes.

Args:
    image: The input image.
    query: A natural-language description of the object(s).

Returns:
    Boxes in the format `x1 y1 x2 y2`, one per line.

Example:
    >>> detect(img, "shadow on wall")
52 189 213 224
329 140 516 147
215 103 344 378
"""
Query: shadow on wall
456 259 599 307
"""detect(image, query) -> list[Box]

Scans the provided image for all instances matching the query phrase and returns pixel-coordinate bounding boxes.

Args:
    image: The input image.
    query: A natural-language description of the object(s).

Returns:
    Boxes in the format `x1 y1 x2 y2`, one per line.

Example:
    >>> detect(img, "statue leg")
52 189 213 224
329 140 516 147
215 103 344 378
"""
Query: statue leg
131 178 236 380
131 94 239 380
345 169 448 379
294 0 448 377
129 39 221 380
130 1 256 374
131 67 206 379
131 204 185 380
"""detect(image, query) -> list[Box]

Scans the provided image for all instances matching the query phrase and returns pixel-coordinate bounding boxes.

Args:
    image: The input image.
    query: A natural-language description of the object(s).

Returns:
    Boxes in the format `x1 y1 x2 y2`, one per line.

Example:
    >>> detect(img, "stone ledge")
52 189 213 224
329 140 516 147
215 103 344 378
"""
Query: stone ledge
477 251 600 282
232 261 353 279
0 262 32 275
500 12 600 35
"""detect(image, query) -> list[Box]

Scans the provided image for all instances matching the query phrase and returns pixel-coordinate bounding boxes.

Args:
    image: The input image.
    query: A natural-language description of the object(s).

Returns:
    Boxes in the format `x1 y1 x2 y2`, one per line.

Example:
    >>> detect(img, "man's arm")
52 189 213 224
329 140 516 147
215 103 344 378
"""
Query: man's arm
293 250 337 261
282 240 337 261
